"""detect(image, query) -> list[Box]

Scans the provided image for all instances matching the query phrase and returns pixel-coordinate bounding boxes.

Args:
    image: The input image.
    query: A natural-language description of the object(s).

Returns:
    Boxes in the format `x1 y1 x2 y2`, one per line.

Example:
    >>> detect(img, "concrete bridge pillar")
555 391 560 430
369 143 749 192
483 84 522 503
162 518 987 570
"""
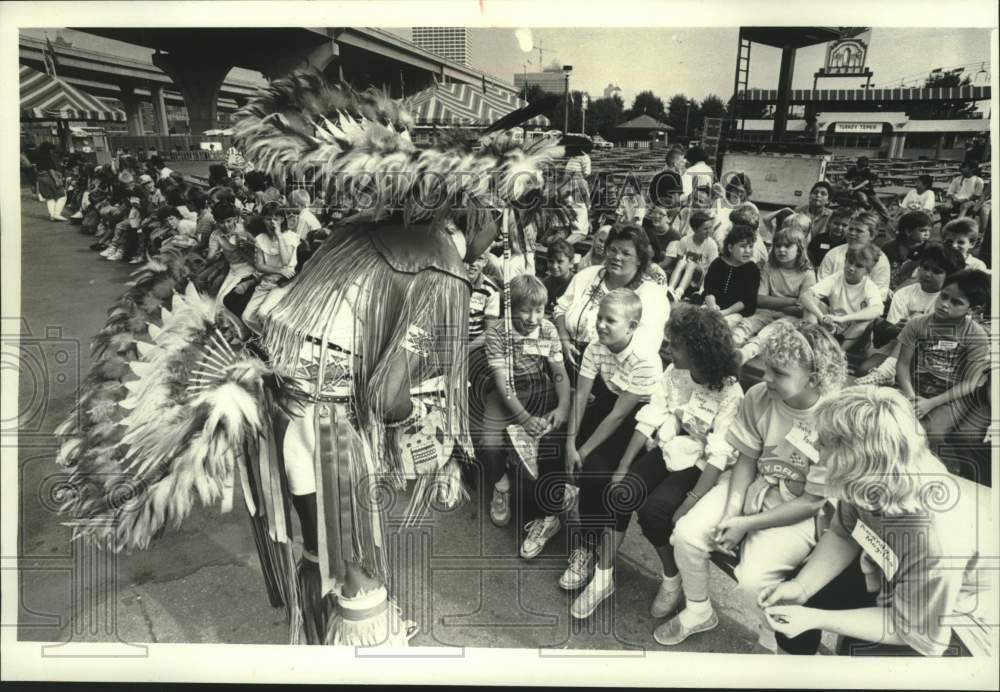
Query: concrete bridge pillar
153 50 233 134
151 85 169 135
117 84 145 136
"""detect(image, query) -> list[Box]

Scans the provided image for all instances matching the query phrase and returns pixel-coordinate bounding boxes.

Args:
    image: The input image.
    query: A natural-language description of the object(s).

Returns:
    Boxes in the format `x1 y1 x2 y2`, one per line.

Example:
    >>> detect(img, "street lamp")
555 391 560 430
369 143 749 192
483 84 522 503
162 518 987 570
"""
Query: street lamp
562 64 573 133
684 98 694 141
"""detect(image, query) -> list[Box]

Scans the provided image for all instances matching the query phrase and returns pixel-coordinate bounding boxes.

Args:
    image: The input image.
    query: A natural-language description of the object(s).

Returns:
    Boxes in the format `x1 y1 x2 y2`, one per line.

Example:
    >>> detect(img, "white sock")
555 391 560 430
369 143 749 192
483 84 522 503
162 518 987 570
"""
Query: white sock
592 564 613 589
679 598 713 627
495 474 510 492
542 515 558 527
661 573 681 589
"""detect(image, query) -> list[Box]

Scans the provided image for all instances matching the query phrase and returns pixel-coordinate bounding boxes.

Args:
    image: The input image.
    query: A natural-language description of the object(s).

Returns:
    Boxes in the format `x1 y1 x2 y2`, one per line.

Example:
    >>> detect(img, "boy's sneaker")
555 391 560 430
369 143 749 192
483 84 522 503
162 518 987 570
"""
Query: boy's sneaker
129 255 145 265
520 516 560 559
653 609 719 646
649 578 683 619
558 548 592 590
99 246 115 258
855 366 894 387
106 249 124 261
489 486 510 527
571 574 615 619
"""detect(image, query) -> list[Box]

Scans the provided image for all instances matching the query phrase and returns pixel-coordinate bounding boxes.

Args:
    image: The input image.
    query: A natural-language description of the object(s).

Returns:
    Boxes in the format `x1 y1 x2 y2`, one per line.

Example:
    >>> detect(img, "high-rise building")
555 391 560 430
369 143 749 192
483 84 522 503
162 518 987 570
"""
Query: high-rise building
412 27 471 66
513 64 569 96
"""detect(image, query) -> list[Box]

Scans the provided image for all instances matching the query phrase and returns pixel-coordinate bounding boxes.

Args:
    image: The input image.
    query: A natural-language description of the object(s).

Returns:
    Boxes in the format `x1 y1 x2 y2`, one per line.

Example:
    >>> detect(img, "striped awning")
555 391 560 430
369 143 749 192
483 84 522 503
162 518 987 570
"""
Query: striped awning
20 64 126 122
406 82 549 128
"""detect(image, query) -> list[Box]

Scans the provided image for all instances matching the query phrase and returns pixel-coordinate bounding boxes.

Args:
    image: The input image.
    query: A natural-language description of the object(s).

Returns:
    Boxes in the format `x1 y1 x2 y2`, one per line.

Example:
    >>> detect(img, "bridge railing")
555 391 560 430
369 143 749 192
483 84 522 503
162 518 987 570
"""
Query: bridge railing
107 134 234 161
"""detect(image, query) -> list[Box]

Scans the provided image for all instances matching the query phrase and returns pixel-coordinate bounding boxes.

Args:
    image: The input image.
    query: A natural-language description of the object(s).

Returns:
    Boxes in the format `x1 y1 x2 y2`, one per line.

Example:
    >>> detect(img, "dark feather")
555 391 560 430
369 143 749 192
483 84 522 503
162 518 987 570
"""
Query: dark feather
482 94 560 135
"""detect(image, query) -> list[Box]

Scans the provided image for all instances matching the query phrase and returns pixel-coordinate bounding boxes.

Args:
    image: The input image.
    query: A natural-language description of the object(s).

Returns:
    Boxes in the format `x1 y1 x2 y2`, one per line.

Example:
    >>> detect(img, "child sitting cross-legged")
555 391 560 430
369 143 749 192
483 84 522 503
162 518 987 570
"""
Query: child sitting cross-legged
556 289 663 607
665 210 720 302
588 306 744 622
800 244 885 359
656 321 847 648
474 275 572 528
702 225 762 328
896 268 991 445
761 386 992 657
733 226 816 365
856 243 965 386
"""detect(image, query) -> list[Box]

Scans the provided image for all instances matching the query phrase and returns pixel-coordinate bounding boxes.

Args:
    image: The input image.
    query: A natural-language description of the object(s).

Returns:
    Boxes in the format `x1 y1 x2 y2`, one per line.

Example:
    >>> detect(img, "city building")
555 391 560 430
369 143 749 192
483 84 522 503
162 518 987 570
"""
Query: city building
513 63 569 96
412 27 471 67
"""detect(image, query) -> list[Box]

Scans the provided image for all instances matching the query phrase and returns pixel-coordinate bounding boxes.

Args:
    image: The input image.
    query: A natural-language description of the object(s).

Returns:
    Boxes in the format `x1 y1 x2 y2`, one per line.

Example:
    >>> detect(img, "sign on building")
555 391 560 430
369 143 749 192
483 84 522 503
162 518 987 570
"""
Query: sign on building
833 122 882 133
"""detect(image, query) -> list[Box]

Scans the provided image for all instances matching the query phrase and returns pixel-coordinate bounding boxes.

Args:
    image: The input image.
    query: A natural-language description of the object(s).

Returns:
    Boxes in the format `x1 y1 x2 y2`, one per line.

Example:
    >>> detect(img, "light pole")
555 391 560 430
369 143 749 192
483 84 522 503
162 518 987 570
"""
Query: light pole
562 65 573 133
684 99 692 141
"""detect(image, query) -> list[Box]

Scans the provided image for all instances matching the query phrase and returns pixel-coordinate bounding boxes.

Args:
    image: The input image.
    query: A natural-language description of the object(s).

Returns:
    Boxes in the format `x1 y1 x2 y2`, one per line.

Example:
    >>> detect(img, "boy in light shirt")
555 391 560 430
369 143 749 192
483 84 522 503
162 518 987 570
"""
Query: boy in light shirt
802 244 885 355
942 217 989 273
900 174 936 213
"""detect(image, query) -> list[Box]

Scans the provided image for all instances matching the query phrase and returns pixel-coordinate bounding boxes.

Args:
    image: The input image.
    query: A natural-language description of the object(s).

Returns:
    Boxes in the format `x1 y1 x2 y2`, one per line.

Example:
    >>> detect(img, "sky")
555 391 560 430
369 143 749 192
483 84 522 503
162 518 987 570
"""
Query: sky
24 26 991 111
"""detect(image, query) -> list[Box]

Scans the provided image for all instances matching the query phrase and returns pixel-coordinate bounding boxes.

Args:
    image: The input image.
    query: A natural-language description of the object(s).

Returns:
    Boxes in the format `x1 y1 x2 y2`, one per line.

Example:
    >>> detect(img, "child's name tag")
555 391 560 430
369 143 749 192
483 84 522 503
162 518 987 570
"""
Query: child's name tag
819 243 830 250
851 519 899 580
686 390 720 425
784 421 819 463
935 340 959 351
522 339 550 358
470 292 487 311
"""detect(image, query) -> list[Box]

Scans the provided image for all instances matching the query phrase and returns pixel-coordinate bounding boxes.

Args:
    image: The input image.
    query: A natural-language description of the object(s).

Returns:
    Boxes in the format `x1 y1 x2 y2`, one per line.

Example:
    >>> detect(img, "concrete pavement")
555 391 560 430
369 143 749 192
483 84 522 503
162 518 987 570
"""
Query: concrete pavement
14 186 766 653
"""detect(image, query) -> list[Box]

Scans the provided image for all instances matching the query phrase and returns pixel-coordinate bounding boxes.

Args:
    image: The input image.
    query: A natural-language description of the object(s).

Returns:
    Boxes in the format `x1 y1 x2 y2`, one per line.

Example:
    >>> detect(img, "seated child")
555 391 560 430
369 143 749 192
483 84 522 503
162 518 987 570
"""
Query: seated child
801 244 885 356
897 268 990 442
657 321 847 648
762 386 992 657
467 254 502 349
543 239 575 319
807 207 851 268
289 188 322 240
817 211 891 301
856 243 964 384
616 176 647 225
702 225 762 329
577 223 610 271
881 210 932 290
475 275 572 529
713 203 768 267
592 306 743 621
242 207 301 331
666 210 719 301
555 290 663 599
733 226 816 364
942 217 989 273
900 174 936 213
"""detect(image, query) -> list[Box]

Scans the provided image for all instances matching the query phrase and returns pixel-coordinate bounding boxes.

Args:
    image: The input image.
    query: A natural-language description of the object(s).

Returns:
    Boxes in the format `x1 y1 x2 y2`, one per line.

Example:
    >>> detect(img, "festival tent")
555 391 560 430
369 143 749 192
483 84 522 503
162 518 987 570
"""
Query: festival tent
406 82 550 128
20 64 126 123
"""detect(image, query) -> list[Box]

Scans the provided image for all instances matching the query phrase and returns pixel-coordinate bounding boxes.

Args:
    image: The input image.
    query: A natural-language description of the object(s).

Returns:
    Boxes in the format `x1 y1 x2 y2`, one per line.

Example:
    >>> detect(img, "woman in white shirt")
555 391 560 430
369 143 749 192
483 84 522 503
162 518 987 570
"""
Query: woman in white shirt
554 225 670 363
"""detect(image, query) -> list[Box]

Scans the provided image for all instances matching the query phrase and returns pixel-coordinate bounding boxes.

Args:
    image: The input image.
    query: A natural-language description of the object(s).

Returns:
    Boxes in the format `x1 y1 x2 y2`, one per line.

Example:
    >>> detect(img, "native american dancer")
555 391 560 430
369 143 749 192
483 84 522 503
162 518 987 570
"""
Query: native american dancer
55 71 567 646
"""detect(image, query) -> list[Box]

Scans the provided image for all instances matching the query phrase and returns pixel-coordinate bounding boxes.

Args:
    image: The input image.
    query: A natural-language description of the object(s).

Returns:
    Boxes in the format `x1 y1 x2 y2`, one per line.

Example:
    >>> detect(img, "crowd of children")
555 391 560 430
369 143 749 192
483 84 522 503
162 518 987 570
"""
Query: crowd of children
462 146 992 657
35 140 993 657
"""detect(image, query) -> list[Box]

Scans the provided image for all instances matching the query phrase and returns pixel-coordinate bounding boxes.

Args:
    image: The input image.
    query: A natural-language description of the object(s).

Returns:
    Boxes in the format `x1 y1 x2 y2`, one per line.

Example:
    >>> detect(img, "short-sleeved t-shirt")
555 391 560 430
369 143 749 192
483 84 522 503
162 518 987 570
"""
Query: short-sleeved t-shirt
726 382 824 509
468 273 501 340
760 264 816 301
295 208 322 239
830 482 990 657
579 338 662 401
668 233 719 271
818 244 891 299
484 319 563 380
886 283 938 325
809 272 883 317
898 315 989 398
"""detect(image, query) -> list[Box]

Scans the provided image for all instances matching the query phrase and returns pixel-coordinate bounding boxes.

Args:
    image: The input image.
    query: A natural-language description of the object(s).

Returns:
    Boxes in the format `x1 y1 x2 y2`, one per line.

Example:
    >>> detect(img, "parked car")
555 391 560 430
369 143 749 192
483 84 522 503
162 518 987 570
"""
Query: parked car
592 135 613 150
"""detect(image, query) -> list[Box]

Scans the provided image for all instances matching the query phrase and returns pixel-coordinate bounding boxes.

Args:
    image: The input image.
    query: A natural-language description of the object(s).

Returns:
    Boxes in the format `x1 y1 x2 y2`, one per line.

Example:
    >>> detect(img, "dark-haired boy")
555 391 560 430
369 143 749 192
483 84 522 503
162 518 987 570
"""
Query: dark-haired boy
543 239 576 319
897 269 991 441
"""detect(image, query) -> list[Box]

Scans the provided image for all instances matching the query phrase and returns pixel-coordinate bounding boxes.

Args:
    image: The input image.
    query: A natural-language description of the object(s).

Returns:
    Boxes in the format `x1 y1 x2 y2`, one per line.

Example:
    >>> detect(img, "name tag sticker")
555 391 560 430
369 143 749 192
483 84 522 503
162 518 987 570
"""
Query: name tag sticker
820 243 830 250
851 519 899 580
687 390 720 425
522 339 546 357
935 340 959 351
784 421 819 463
470 292 487 311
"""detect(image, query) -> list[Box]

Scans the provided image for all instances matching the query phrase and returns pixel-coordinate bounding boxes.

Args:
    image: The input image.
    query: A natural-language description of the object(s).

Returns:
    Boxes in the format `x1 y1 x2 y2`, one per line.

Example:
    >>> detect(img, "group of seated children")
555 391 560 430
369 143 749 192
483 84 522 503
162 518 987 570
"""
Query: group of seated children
460 168 992 655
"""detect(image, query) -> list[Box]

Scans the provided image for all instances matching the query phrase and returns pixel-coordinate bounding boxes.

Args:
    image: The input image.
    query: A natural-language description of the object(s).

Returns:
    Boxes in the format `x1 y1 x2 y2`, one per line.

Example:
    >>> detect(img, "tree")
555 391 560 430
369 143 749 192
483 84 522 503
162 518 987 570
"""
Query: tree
908 69 979 120
700 94 726 120
587 94 625 138
626 91 666 122
523 84 548 104
666 94 699 140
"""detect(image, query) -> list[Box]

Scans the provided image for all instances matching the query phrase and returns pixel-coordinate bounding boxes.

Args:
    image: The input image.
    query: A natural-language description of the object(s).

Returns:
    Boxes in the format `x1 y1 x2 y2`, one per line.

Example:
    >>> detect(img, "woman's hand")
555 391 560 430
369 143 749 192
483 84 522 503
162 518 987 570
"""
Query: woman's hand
524 416 550 438
561 338 579 367
543 406 568 431
610 465 629 486
914 396 938 420
565 446 583 478
757 580 810 609
763 605 821 639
